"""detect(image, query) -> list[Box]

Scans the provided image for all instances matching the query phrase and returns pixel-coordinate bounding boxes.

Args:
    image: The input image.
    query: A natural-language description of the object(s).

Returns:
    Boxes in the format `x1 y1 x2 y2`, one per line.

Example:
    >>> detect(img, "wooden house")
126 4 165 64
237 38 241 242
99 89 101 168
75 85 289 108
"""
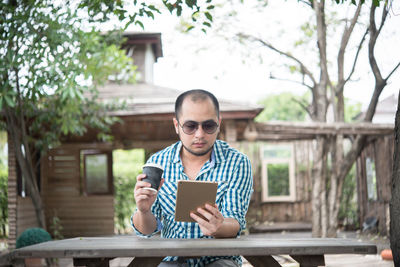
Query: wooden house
239 122 394 235
6 32 263 248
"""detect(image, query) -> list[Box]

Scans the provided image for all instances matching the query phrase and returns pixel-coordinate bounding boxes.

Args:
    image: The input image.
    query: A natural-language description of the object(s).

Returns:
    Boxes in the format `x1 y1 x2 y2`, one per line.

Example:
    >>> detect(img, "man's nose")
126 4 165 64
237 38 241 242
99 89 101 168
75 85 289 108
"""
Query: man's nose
194 125 206 137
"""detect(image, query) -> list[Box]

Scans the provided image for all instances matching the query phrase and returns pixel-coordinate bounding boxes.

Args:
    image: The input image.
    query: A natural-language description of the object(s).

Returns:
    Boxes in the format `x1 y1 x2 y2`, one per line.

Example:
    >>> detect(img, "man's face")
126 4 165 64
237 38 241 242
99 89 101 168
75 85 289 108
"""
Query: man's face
173 97 221 157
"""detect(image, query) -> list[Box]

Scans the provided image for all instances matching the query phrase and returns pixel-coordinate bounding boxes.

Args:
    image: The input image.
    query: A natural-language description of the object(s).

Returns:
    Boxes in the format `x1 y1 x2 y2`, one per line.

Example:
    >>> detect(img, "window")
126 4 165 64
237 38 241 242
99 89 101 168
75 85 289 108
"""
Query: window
365 157 377 201
81 150 113 195
261 144 295 202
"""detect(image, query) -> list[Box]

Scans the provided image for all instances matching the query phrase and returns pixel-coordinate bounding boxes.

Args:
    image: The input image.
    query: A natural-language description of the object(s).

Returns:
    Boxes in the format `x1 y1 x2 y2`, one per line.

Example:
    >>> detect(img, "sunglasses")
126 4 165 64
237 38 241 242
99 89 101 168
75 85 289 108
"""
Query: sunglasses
178 120 219 135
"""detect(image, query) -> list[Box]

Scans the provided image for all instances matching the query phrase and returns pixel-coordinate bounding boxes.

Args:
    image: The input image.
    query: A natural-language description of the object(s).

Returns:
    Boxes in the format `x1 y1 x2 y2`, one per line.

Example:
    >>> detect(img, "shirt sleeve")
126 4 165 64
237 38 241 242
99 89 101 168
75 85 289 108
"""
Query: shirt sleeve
131 192 163 238
220 155 253 236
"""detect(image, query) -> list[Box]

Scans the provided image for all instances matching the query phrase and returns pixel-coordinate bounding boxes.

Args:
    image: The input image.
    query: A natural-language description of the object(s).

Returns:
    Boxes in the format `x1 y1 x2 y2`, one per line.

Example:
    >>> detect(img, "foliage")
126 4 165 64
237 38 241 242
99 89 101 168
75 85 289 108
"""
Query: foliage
78 0 216 33
0 168 7 237
267 163 289 196
255 92 309 122
113 149 145 233
344 100 362 122
49 213 64 240
16 228 52 249
1 0 138 227
255 91 362 123
338 164 359 229
1 1 137 148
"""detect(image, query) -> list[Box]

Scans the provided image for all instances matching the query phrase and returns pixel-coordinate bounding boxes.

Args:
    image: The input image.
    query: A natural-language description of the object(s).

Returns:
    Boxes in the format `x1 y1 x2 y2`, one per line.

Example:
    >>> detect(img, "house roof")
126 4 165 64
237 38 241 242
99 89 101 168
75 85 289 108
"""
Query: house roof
121 31 163 60
355 94 398 123
374 94 398 114
95 82 263 119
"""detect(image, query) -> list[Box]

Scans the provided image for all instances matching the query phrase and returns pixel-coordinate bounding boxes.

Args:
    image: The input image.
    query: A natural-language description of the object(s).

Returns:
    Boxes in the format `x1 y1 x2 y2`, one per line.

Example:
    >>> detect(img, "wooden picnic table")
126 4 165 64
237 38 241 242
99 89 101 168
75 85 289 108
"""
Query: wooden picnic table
3 235 377 267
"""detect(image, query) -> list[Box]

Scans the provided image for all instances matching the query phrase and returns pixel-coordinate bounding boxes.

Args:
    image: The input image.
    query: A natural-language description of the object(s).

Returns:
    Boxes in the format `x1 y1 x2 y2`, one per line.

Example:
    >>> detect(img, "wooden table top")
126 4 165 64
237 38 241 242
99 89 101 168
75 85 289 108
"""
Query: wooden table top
9 235 377 259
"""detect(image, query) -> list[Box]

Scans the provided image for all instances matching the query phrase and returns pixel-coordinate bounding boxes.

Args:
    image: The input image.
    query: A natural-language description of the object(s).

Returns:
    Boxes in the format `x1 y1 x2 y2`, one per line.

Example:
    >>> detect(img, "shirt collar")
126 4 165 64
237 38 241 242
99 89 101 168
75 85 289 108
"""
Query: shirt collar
171 140 226 165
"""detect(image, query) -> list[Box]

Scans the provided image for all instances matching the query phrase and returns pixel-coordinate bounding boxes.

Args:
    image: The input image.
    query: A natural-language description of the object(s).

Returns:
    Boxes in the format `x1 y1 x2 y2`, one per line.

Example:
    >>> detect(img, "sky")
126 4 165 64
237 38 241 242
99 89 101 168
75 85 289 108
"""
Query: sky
115 1 400 108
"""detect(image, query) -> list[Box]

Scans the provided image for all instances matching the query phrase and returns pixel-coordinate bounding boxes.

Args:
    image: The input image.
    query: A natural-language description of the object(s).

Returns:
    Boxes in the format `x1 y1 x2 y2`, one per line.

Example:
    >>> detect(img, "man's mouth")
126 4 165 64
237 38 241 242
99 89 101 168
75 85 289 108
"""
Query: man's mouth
193 142 206 148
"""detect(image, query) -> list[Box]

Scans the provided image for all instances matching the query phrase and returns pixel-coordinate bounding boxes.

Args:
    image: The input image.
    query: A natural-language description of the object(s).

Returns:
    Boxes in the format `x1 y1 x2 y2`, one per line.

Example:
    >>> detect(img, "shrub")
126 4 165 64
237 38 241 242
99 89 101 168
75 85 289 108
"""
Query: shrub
16 228 52 249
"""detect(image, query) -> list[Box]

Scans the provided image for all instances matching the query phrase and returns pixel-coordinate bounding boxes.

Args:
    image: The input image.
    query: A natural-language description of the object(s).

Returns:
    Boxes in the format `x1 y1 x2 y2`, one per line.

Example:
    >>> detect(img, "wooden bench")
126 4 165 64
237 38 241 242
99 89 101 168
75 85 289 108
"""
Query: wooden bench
0 235 377 267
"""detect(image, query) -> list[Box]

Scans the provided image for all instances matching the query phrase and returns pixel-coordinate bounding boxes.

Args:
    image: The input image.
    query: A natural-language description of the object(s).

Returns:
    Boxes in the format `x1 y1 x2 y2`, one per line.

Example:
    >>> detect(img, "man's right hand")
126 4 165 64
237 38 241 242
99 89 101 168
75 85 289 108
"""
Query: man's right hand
134 174 164 213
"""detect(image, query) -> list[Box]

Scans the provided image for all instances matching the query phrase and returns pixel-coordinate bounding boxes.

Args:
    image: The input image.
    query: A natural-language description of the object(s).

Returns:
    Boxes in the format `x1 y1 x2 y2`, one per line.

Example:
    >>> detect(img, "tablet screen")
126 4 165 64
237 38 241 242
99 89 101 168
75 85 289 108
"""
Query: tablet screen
175 180 218 222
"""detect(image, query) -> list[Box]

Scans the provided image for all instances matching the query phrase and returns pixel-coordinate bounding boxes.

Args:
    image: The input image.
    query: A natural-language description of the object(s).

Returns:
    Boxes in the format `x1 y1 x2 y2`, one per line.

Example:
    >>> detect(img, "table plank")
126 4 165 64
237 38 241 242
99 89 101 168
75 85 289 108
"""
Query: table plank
10 236 377 259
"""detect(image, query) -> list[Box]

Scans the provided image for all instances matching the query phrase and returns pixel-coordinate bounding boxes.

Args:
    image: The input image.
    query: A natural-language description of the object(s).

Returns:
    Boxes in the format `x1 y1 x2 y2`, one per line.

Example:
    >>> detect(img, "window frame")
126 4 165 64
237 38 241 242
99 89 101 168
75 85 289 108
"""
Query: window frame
260 143 296 202
81 150 113 196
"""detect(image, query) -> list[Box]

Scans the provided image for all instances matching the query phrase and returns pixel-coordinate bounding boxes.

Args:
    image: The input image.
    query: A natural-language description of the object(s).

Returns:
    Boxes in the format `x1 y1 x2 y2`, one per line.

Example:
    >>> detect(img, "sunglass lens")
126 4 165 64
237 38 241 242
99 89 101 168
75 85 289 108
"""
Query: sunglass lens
202 121 218 134
183 121 198 134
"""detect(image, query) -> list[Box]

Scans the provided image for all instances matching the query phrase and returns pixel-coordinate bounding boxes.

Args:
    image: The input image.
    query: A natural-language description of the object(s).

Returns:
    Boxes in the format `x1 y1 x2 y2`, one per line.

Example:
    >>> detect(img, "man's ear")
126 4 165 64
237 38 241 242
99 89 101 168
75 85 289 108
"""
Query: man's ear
173 118 179 134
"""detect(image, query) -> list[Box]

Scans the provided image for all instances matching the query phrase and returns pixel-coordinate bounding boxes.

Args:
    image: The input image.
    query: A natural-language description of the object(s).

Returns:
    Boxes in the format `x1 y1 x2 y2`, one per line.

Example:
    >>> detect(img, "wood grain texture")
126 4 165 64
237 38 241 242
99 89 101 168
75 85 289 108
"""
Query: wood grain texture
10 236 377 259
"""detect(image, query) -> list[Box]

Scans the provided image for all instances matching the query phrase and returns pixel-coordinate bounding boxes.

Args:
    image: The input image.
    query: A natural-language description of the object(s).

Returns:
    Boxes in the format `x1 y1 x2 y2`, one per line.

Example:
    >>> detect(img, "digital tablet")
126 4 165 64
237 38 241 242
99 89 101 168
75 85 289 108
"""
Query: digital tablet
175 180 218 222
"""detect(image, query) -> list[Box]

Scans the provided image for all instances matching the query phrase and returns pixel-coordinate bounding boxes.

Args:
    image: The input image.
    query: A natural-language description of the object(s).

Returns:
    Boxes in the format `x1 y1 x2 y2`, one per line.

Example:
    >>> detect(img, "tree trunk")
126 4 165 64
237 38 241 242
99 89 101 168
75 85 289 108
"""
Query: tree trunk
390 92 400 265
312 136 328 237
5 109 46 229
320 146 328 237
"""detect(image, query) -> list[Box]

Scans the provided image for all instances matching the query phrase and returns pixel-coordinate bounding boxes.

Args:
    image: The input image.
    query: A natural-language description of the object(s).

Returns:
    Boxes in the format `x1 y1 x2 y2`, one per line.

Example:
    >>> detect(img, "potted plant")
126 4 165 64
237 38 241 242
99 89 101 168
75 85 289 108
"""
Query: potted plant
16 228 52 267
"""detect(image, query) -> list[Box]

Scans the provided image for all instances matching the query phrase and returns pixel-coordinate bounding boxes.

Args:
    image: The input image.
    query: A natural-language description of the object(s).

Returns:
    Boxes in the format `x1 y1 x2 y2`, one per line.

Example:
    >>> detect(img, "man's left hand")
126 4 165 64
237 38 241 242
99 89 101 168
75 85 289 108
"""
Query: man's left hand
190 203 224 237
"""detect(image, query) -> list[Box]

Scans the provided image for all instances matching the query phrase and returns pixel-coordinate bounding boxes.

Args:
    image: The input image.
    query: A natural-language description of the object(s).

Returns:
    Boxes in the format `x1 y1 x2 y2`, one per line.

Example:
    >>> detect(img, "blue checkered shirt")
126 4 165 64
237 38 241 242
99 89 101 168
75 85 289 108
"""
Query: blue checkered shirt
131 140 253 266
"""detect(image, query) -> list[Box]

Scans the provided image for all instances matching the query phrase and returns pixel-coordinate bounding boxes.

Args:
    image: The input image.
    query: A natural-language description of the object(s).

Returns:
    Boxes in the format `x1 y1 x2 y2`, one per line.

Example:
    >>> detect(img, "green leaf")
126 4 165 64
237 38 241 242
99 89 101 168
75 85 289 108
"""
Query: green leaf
185 0 195 8
203 22 211 27
145 10 154 19
186 25 195 32
204 11 213 22
4 95 15 107
177 6 182 16
135 20 144 29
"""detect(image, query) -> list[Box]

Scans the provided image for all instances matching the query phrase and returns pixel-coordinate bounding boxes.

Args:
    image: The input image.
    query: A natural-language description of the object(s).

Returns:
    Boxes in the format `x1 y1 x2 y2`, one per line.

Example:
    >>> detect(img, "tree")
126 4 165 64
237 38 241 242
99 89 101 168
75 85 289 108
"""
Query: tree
236 0 399 237
1 0 216 231
255 92 309 122
0 0 137 228
390 91 400 266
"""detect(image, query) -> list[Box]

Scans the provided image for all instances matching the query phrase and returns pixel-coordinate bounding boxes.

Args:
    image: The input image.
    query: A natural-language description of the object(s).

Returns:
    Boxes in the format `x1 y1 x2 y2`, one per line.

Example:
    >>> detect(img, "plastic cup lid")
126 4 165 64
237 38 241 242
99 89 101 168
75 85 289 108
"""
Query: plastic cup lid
143 162 164 171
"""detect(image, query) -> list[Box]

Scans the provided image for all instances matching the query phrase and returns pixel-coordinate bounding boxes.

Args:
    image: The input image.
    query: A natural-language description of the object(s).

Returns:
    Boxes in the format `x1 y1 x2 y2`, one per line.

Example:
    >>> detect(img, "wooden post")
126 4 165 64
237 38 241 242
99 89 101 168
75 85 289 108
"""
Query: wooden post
244 255 281 267
127 257 164 267
73 258 112 267
290 255 325 267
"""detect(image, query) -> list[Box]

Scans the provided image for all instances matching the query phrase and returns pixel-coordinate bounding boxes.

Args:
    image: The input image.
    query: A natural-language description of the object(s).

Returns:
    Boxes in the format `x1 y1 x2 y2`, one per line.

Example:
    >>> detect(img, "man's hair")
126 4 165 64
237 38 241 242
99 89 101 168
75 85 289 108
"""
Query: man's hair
175 89 220 119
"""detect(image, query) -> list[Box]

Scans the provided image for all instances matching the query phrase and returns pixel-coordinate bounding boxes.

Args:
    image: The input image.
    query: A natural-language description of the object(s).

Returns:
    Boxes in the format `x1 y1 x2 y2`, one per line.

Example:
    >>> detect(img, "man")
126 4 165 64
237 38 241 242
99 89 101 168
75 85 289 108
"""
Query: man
132 89 253 267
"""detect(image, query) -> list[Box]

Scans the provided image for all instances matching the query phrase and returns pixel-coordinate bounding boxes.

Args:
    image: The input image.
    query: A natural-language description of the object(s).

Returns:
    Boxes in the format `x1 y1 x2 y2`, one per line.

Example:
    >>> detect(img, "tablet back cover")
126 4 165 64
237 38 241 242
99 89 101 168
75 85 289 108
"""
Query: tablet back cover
175 180 218 222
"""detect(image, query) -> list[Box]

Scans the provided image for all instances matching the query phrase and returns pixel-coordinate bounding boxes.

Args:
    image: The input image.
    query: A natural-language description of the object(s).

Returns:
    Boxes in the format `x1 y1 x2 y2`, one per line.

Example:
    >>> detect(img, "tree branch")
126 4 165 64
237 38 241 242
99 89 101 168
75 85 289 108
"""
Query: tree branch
291 97 313 119
237 33 318 86
313 0 330 88
269 72 313 90
336 1 363 95
385 61 400 81
343 29 369 87
298 0 312 8
368 1 385 84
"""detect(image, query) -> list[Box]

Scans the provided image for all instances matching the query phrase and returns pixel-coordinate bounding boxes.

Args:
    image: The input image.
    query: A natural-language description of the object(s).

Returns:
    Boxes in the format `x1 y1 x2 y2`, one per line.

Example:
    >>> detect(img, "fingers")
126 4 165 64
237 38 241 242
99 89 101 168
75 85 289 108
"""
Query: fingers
190 203 224 236
135 174 152 190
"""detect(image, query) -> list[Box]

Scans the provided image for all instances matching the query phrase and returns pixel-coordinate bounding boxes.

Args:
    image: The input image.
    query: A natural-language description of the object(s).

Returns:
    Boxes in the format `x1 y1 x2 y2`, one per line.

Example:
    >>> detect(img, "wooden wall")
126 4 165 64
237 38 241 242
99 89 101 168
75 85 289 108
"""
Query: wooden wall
7 132 17 249
235 140 313 226
16 197 39 236
42 145 114 238
357 135 393 235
